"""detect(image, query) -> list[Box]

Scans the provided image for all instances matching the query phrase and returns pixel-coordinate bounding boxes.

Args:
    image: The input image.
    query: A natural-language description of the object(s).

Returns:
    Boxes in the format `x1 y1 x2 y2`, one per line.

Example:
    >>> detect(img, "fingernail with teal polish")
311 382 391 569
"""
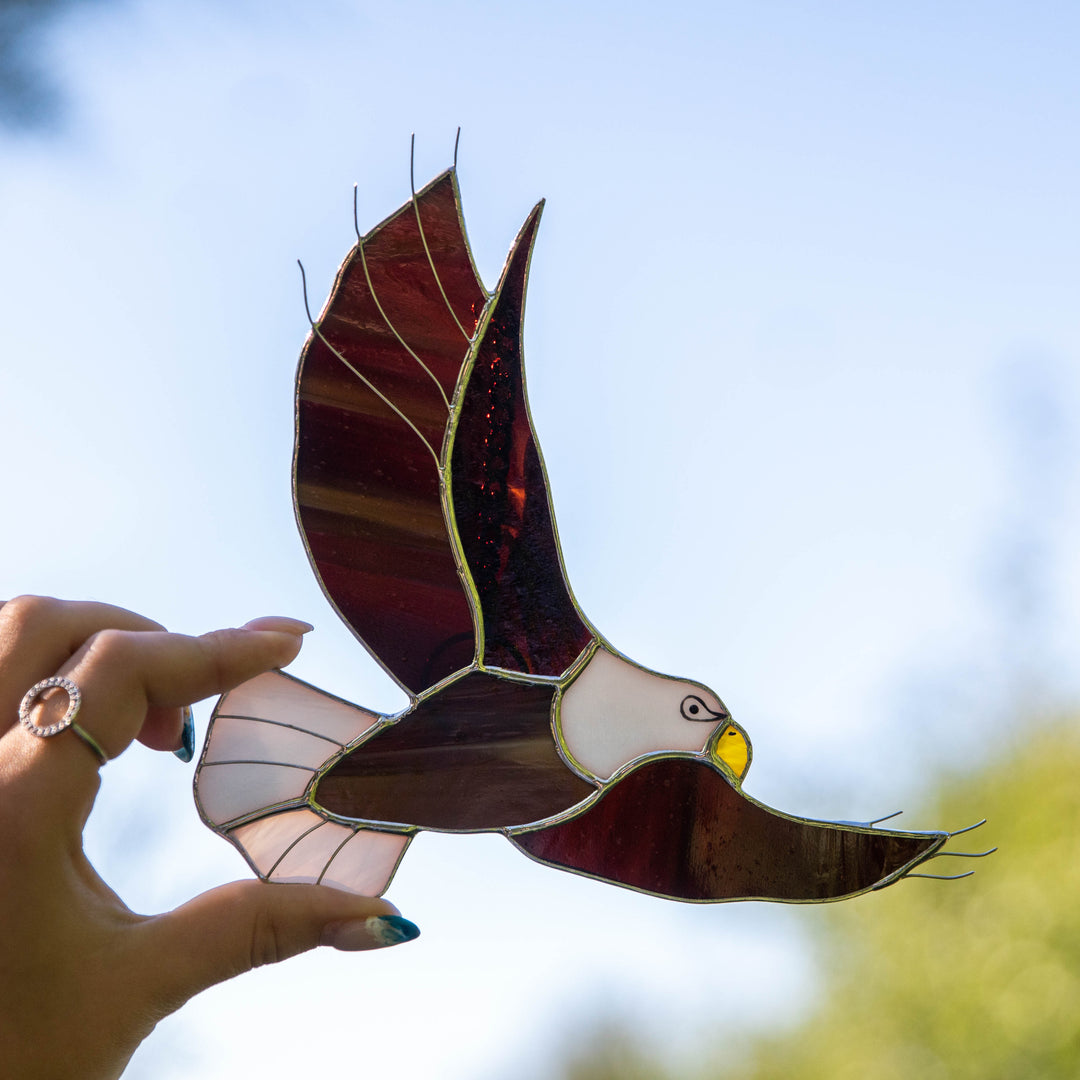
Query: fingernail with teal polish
173 707 195 763
325 915 421 951
368 915 420 947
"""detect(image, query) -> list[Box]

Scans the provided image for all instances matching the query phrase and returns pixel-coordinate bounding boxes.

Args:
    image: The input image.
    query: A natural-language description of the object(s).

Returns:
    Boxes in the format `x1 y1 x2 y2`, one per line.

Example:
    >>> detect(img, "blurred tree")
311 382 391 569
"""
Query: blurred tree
0 0 109 129
552 1019 673 1080
545 718 1080 1080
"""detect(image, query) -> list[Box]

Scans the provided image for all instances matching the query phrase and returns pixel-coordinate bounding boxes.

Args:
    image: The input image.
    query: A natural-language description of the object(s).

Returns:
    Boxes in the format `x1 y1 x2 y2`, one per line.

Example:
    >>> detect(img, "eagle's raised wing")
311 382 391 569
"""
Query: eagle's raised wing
447 204 594 678
295 170 486 696
296 174 593 694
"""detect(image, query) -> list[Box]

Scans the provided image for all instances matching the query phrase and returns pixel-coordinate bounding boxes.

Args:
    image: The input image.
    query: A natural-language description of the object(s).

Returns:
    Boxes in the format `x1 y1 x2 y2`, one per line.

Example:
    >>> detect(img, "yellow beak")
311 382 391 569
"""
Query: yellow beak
709 722 751 782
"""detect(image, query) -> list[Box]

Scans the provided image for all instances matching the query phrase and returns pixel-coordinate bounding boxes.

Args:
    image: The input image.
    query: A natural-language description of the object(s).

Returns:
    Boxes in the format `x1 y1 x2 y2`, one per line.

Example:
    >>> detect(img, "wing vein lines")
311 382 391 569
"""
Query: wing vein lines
358 239 451 411
298 260 441 469
409 139 474 344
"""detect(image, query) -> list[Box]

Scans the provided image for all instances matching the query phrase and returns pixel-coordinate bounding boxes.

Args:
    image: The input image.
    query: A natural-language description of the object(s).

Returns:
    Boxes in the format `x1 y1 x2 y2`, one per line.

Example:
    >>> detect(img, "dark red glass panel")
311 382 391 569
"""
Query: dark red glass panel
314 671 596 829
513 758 945 902
451 207 594 677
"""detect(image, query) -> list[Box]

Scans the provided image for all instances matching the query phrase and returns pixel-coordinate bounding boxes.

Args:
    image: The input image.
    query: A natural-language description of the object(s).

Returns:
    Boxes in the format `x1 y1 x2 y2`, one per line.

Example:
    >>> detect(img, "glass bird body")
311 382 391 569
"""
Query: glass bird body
194 168 955 902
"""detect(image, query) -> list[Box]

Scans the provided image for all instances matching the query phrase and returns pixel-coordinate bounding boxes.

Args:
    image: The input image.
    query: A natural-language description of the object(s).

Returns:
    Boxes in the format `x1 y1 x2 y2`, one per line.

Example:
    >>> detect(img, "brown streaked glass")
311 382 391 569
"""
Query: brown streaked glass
512 757 946 902
315 671 596 830
295 171 484 695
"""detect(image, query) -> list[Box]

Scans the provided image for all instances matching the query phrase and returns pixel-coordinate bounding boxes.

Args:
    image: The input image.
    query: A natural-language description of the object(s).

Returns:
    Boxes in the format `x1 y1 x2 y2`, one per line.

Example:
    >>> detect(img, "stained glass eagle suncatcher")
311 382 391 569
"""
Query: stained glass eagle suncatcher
194 147 990 902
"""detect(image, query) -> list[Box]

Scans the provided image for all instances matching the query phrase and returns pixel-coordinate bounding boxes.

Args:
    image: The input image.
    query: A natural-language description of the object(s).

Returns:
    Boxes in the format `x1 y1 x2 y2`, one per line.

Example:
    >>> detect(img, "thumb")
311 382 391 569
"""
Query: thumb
143 879 420 1009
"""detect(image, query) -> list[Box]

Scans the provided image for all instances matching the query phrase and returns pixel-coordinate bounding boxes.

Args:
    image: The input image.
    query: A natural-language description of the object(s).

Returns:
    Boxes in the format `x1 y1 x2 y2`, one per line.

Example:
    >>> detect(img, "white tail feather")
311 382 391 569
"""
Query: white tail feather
195 671 410 896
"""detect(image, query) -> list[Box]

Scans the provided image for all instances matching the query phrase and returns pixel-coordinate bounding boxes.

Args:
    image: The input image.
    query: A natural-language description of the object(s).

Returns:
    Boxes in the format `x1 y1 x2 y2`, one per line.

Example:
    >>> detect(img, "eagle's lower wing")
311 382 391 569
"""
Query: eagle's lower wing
295 170 487 696
511 757 947 902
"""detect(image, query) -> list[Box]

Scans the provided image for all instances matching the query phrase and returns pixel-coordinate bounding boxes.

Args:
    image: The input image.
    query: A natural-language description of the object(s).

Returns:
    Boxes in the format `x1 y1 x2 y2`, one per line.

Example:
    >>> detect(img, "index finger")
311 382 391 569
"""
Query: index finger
17 619 311 780
0 596 165 735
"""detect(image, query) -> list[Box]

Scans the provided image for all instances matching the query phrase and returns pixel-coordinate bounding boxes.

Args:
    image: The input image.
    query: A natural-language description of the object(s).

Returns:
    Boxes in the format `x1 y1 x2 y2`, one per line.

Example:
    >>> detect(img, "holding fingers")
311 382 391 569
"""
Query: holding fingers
0 596 419 1080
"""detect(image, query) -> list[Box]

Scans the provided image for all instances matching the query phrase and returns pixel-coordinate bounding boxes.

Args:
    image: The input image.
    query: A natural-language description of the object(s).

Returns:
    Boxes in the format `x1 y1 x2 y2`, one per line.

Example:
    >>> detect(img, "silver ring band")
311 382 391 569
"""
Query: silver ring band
18 676 108 765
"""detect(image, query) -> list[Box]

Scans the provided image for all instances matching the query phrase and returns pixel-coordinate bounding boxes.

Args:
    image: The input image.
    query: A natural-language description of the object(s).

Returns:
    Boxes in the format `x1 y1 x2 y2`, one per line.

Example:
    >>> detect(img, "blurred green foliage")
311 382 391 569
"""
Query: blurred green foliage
552 719 1080 1079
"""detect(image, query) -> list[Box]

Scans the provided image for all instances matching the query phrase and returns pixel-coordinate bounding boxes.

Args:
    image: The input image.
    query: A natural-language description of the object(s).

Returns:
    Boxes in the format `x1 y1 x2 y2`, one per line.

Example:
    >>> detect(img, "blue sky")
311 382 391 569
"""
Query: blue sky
2 3 1078 1077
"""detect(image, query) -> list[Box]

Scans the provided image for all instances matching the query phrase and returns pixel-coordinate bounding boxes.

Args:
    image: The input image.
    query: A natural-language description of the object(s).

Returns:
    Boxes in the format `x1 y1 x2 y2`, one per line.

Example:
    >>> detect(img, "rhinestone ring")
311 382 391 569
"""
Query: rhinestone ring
19 676 108 765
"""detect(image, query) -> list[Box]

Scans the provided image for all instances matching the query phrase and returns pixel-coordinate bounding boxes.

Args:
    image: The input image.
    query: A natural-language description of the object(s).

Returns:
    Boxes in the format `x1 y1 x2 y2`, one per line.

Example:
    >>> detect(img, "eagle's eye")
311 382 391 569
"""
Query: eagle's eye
681 695 712 721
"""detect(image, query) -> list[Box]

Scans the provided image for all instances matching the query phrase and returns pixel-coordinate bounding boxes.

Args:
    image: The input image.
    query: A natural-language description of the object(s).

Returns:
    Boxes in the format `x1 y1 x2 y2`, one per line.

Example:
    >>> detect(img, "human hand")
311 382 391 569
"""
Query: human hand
0 596 418 1080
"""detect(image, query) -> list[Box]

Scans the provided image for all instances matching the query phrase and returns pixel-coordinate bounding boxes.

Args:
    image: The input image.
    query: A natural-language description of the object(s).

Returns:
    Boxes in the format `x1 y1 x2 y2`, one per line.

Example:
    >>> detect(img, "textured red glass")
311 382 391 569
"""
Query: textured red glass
451 208 593 676
513 758 944 901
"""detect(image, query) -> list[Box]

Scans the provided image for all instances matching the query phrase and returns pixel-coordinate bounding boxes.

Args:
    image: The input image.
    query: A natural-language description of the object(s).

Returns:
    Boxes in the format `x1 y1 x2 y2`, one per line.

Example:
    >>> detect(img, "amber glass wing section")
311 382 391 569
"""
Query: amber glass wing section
295 171 486 695
314 671 596 829
450 205 594 677
512 758 946 902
